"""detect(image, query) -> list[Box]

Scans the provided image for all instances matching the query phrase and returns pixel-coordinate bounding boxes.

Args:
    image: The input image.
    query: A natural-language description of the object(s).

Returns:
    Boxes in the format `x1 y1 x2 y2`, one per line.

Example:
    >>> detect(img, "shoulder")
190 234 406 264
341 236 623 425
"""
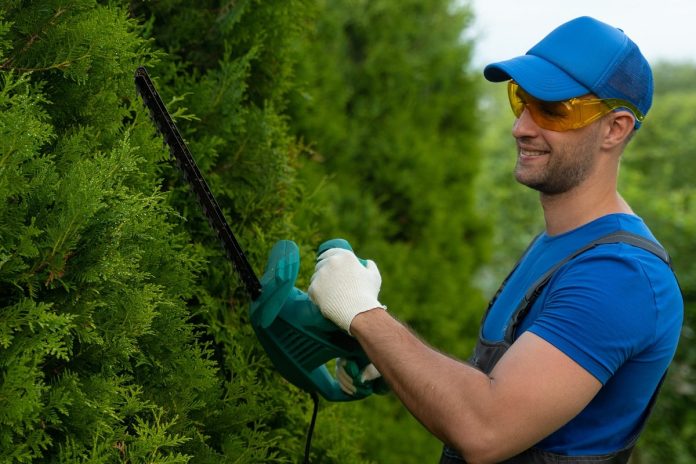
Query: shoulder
543 214 676 301
552 240 676 299
547 244 663 320
529 243 679 383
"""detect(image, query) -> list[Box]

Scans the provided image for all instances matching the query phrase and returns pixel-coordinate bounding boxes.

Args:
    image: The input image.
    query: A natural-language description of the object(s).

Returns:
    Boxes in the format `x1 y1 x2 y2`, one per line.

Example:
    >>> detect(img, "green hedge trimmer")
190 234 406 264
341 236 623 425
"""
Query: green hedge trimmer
134 66 381 403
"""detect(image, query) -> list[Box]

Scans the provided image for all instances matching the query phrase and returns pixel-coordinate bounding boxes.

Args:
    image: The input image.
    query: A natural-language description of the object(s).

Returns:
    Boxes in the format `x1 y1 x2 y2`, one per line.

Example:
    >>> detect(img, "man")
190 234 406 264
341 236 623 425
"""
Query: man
308 16 682 464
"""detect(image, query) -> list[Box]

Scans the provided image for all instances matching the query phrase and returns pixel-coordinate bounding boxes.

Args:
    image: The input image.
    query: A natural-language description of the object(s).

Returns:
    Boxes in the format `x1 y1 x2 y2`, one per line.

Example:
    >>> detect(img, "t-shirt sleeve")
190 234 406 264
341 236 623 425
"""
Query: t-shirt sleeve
526 248 658 384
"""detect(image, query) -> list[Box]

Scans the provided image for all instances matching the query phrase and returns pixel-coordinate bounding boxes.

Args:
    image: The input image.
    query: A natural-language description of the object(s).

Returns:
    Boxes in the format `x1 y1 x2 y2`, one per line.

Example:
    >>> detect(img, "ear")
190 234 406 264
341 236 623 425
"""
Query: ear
601 111 635 150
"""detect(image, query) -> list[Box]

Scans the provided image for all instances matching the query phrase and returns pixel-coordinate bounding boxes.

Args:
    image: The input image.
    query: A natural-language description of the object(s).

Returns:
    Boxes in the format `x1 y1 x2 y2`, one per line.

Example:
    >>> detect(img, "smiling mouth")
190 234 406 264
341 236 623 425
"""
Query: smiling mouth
518 148 548 158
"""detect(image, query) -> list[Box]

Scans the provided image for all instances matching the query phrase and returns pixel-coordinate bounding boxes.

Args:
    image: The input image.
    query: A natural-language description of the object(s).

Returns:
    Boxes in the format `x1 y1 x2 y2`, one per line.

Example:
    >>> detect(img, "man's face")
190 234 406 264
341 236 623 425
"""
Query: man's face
511 108 603 195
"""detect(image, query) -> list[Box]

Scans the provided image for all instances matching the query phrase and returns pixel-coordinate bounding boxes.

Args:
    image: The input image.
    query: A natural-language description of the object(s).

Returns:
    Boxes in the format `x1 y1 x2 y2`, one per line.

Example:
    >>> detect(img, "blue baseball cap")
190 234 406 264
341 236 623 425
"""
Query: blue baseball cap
484 16 653 127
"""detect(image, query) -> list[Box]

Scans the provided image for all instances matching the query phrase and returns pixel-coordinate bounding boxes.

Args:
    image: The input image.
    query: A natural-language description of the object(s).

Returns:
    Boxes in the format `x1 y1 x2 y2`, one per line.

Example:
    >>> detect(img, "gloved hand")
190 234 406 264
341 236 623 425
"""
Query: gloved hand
308 247 386 334
336 358 389 397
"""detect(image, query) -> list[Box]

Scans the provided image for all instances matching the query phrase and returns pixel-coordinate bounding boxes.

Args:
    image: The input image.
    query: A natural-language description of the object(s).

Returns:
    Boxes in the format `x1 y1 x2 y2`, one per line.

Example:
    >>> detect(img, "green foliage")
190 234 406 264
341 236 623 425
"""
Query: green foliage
126 0 374 463
288 1 487 462
0 1 315 462
0 45 225 459
1 0 488 462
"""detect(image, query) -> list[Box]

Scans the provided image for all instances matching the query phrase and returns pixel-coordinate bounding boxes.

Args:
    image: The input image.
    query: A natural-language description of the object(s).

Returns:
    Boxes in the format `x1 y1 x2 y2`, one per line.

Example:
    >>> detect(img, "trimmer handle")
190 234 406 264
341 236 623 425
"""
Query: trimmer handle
249 239 375 401
316 238 368 267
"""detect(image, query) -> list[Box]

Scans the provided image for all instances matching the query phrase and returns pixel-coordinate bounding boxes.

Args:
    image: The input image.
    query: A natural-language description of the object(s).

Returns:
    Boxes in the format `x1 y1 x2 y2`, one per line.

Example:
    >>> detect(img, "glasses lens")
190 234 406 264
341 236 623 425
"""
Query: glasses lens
506 81 630 131
507 81 524 117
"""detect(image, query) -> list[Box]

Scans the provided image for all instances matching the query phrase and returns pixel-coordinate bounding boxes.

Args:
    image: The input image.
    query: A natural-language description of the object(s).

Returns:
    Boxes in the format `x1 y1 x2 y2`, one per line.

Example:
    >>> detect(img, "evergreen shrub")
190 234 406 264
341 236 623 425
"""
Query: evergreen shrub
0 1 485 462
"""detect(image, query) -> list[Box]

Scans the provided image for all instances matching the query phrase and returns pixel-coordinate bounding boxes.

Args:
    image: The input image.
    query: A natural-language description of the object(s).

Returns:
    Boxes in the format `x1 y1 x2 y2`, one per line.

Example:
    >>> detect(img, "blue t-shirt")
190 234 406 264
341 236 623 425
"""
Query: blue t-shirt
482 214 682 455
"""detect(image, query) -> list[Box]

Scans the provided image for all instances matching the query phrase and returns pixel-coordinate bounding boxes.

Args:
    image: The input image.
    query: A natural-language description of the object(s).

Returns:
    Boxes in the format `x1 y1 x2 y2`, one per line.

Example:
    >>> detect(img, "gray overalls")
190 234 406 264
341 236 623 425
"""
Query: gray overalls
439 231 673 464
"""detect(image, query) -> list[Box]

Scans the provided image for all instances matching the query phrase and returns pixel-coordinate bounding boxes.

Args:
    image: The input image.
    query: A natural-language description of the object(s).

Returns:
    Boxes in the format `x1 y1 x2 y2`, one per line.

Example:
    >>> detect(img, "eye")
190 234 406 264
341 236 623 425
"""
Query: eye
537 101 567 118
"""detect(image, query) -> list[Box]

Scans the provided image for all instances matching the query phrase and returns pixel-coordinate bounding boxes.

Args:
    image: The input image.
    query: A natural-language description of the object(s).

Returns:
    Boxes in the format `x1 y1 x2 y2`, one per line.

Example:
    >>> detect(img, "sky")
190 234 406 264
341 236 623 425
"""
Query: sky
467 0 695 69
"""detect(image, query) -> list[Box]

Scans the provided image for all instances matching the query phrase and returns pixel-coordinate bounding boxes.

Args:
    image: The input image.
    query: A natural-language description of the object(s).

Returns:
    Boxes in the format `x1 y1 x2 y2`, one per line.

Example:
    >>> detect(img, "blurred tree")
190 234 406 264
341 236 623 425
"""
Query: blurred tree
288 0 488 461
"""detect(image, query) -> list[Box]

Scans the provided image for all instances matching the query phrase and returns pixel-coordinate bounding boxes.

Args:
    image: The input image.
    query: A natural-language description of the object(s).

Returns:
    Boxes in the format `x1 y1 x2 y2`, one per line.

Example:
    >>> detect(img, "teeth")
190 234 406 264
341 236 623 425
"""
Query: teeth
520 150 546 157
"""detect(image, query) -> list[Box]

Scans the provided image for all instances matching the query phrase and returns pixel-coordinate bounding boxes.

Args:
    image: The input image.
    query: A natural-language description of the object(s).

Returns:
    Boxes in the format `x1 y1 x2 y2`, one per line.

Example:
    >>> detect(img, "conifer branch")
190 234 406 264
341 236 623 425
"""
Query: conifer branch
0 5 70 71
0 54 91 72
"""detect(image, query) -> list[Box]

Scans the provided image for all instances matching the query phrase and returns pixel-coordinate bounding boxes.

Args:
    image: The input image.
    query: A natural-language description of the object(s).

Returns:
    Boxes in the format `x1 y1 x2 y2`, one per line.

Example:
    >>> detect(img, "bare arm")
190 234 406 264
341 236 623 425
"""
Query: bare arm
350 308 602 464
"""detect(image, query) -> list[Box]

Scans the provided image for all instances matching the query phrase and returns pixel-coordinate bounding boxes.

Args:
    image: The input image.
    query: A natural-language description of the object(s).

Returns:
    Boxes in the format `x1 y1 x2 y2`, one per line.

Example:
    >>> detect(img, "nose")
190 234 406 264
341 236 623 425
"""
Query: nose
511 107 539 138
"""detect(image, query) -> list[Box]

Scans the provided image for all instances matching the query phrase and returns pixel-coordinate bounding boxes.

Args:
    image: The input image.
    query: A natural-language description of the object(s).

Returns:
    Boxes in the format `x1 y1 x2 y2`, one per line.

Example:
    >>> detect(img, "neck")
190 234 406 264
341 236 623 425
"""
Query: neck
540 178 634 236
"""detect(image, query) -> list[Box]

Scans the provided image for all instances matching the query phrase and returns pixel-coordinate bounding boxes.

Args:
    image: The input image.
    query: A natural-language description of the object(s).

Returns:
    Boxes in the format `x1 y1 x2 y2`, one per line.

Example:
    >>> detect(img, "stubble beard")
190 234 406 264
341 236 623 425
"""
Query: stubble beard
514 128 599 195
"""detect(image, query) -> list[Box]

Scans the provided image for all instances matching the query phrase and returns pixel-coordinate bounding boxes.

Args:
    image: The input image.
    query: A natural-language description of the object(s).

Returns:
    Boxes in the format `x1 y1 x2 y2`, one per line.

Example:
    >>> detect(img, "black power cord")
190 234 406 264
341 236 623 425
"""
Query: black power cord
304 392 320 464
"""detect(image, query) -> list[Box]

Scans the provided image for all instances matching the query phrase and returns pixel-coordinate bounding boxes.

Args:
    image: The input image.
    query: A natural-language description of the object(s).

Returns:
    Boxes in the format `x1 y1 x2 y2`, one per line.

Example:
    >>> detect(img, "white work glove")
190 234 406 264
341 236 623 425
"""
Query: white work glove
336 359 382 396
308 247 385 334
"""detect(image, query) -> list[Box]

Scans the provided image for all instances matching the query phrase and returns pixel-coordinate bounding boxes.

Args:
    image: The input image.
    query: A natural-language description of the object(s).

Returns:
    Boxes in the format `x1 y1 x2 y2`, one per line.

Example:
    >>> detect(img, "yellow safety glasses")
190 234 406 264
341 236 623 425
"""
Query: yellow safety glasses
507 81 645 132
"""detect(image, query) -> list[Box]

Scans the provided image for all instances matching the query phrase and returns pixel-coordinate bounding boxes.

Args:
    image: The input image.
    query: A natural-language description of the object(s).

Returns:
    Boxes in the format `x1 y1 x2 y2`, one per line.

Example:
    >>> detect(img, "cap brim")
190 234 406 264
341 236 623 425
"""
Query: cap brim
484 55 591 101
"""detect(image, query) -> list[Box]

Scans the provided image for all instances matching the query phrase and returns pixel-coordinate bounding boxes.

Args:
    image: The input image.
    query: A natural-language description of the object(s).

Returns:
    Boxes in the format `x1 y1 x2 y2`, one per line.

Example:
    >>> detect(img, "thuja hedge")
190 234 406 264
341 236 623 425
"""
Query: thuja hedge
0 1 485 463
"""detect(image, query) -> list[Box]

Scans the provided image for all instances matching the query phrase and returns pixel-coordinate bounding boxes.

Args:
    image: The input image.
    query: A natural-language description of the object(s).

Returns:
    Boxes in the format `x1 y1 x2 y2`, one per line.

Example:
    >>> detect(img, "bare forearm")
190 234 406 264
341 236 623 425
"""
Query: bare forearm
350 308 601 463
350 309 496 460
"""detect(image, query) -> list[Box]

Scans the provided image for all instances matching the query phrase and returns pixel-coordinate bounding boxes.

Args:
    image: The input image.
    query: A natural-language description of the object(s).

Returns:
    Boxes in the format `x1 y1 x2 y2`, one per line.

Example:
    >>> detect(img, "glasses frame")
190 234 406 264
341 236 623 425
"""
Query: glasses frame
507 81 645 132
